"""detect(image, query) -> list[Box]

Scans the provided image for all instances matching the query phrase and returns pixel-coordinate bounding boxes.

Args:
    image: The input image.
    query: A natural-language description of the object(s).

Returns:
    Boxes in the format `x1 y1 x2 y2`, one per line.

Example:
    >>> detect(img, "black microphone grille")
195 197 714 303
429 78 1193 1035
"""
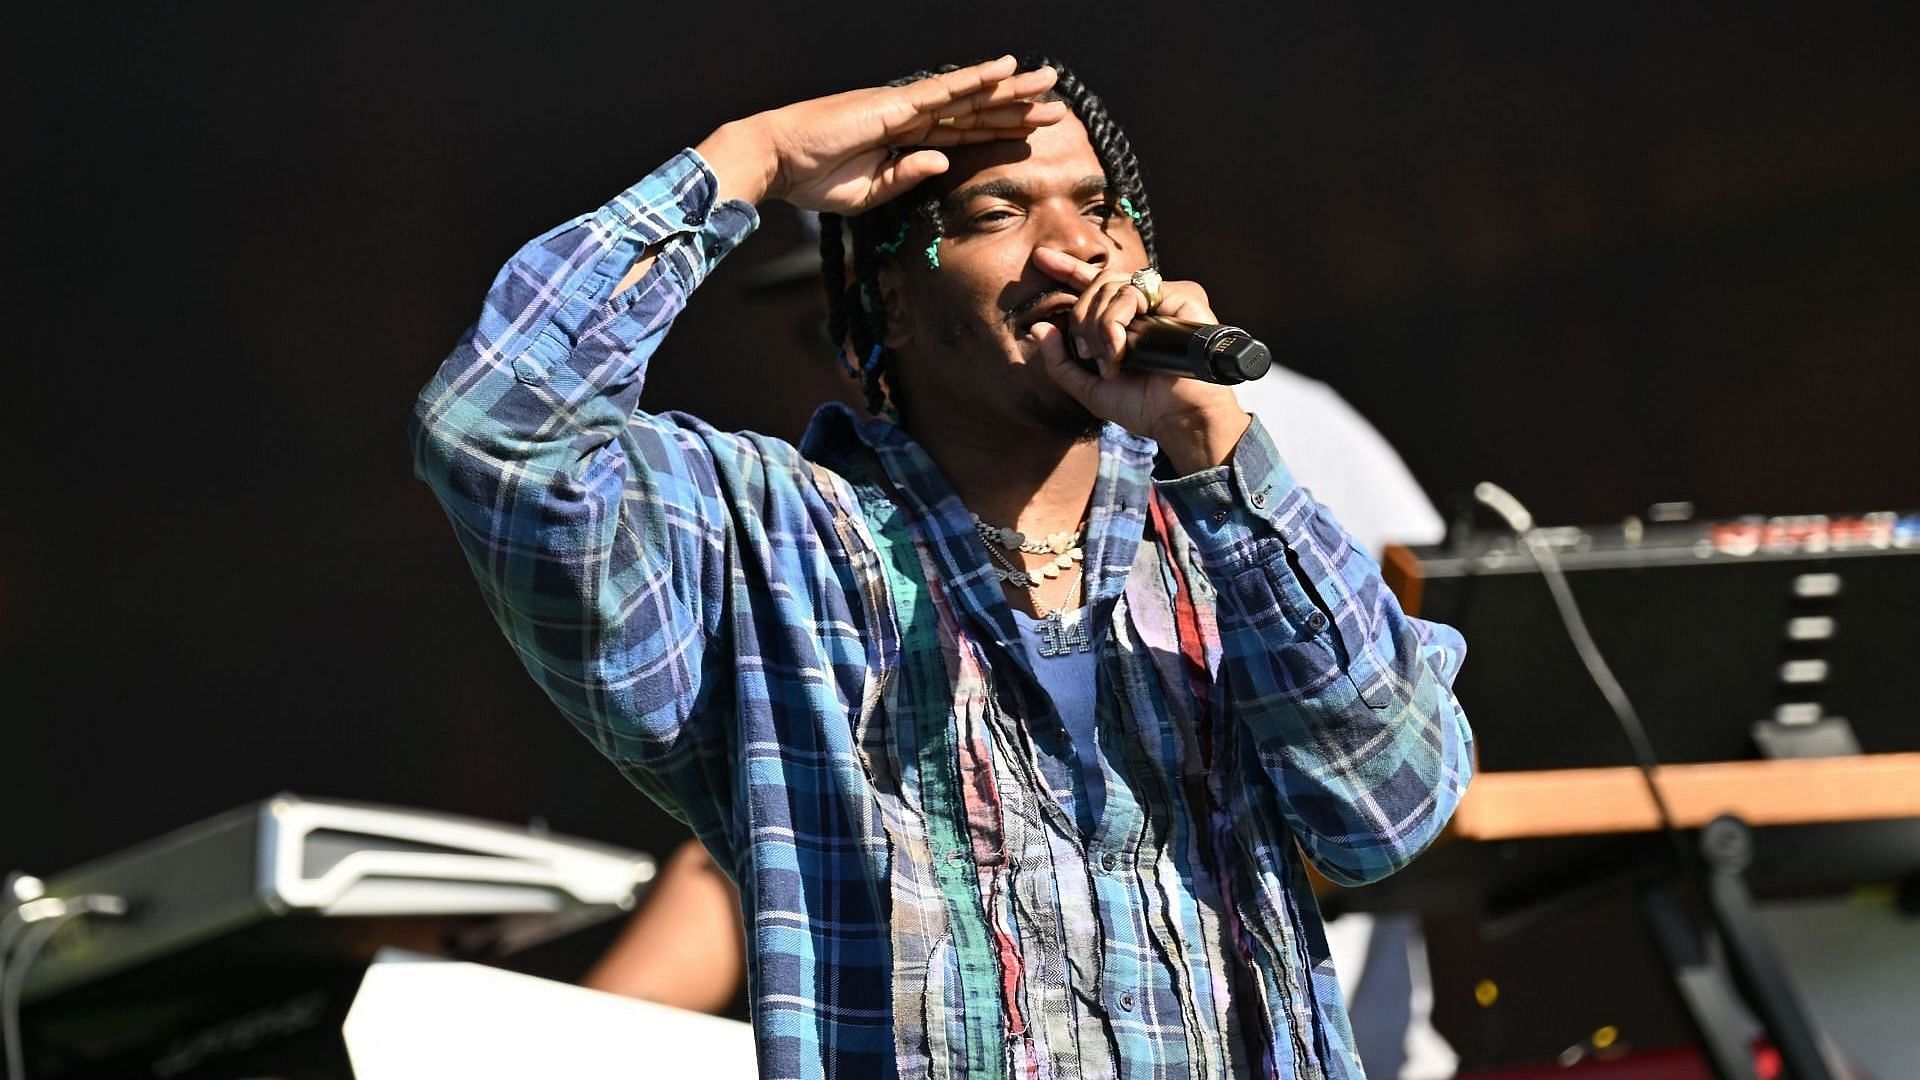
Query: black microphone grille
1207 329 1272 383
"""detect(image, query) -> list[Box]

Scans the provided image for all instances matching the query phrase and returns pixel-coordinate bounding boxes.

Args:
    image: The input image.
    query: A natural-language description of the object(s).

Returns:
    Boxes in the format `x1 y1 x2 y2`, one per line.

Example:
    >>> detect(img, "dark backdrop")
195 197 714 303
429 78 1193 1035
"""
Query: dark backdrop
6 5 1917 896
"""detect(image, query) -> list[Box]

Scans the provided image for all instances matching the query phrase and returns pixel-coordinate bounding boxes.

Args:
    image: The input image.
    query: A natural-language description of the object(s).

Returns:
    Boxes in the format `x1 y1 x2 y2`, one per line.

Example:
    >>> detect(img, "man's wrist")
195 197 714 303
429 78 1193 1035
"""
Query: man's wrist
1153 405 1253 477
694 116 781 207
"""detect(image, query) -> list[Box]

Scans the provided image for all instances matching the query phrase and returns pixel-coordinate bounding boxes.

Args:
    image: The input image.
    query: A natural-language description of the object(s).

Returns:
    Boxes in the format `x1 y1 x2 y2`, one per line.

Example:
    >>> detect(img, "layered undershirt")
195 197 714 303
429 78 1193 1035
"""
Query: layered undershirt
1010 606 1106 824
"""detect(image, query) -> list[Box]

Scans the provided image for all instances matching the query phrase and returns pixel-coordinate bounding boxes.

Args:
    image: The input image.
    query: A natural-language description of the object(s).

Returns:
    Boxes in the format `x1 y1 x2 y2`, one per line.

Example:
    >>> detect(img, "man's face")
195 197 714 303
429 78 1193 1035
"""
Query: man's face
880 114 1149 436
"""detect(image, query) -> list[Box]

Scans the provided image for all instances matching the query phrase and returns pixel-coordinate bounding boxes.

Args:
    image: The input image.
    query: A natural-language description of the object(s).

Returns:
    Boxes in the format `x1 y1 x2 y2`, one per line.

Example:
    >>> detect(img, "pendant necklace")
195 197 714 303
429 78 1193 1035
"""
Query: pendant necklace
1032 570 1091 659
972 513 1093 658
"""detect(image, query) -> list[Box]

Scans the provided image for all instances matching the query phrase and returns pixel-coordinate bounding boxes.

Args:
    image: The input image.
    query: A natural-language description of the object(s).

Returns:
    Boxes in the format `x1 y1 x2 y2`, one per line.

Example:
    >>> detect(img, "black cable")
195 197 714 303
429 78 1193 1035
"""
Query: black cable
1472 482 1695 874
1475 484 1852 1078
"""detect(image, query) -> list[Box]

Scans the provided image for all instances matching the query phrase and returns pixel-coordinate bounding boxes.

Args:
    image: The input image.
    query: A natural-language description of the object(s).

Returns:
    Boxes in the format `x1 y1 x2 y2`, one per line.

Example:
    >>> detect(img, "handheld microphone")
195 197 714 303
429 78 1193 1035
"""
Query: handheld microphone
1066 315 1273 384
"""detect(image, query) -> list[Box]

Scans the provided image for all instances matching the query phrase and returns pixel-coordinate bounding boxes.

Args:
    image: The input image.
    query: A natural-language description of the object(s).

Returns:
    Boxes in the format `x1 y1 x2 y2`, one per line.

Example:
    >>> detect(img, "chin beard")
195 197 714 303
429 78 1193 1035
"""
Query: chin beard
919 317 1106 441
1022 384 1105 442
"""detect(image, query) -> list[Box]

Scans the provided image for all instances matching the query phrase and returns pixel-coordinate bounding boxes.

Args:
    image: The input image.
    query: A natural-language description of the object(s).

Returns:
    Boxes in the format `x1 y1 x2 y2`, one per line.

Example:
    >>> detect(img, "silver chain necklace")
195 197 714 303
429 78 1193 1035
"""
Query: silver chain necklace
971 513 1093 658
970 514 1084 588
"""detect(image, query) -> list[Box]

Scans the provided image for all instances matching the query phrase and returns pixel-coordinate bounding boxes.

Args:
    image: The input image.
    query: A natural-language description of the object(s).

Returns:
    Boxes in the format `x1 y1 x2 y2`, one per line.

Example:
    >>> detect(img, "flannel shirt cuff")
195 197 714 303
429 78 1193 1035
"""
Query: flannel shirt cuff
595 148 759 297
1155 416 1314 578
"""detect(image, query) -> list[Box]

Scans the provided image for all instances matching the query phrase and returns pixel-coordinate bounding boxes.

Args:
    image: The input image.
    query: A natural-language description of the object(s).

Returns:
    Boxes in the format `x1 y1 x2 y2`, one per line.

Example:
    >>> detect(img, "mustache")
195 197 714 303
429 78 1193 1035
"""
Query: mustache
1006 286 1076 320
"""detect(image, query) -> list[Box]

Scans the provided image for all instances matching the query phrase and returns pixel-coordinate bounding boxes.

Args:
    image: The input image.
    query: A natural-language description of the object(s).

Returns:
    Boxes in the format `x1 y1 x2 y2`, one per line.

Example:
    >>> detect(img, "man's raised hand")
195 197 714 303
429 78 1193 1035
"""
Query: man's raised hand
695 56 1064 213
1027 246 1252 474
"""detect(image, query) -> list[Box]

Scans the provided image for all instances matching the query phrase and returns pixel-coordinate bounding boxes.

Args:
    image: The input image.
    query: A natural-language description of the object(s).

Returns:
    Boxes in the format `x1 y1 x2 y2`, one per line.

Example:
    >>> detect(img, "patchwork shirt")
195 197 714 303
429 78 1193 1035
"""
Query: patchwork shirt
411 149 1474 1080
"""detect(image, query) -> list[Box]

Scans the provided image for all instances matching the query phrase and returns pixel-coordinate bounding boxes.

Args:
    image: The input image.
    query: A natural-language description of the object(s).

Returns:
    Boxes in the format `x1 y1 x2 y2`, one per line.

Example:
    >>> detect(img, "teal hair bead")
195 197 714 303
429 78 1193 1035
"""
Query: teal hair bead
875 222 910 256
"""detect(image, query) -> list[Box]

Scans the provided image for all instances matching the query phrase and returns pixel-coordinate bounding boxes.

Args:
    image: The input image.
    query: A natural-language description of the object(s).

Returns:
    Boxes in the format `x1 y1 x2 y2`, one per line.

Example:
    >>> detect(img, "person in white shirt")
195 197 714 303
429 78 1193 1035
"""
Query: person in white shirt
1233 369 1444 559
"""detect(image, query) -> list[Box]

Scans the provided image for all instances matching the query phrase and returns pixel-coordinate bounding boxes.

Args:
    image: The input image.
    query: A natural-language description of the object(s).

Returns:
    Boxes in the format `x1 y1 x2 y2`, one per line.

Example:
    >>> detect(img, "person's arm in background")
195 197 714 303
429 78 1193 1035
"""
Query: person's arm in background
583 839 746 1013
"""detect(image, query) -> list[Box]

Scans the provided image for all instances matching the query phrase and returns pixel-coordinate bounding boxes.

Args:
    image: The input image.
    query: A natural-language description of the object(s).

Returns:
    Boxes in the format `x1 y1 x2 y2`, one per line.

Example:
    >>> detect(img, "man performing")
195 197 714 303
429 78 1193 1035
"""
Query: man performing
413 55 1473 1080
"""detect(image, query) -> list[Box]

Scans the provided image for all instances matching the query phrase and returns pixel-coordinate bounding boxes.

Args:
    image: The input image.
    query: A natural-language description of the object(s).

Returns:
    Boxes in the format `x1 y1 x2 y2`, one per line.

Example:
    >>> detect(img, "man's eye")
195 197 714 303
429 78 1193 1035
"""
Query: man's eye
1087 203 1118 220
970 209 1018 227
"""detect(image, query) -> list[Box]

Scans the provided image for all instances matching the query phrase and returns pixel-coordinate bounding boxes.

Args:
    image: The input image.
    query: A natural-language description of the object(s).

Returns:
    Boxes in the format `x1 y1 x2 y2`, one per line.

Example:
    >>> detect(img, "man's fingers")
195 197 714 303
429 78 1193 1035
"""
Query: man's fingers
1152 282 1218 325
879 61 1058 150
1108 300 1136 359
1032 246 1101 289
1032 321 1102 403
917 125 1041 147
878 59 1011 138
872 149 950 201
900 55 1018 113
934 65 1059 117
1069 278 1107 356
910 100 1062 150
1098 280 1146 360
1059 274 1150 361
897 60 1055 131
937 100 1067 130
1076 278 1132 358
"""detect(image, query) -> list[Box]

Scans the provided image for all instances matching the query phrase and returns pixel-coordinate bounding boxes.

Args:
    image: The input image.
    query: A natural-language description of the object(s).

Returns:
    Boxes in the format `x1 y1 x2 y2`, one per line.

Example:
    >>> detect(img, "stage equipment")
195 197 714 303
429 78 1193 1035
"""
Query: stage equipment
1381 508 1920 772
5 794 656 1080
1350 500 1920 1080
344 949 756 1079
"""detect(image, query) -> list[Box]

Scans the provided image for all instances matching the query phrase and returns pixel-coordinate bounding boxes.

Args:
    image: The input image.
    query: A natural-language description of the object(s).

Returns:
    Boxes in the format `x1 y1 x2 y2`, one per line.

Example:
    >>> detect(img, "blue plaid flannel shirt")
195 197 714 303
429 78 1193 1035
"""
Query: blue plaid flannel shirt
412 149 1473 1079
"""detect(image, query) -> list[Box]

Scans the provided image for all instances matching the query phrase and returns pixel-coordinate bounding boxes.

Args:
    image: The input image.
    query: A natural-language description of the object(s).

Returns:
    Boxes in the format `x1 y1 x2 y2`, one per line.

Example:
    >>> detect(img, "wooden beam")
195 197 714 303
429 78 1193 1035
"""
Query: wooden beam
1449 753 1920 841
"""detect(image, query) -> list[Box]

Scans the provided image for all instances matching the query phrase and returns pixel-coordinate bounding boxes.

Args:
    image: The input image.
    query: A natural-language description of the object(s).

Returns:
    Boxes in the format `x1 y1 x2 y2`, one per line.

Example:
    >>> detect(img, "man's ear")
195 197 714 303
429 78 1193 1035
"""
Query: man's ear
877 262 913 350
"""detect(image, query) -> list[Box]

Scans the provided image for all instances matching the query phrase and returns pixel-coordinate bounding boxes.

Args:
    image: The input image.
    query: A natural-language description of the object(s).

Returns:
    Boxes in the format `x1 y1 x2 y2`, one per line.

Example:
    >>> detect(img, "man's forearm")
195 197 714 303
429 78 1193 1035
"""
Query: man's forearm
1157 418 1474 883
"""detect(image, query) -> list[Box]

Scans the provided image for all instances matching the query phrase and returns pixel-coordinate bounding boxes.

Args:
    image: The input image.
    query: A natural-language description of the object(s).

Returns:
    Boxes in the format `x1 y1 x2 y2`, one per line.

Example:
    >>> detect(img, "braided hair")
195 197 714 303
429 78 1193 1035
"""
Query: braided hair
818 56 1158 417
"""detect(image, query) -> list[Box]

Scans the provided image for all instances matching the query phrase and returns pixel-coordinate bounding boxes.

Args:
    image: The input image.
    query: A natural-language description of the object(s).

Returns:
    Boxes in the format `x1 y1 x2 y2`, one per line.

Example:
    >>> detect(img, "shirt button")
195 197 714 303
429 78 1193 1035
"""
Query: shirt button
1251 489 1268 509
1100 853 1118 871
685 208 707 226
1118 991 1136 1011
1208 510 1229 527
1307 611 1328 632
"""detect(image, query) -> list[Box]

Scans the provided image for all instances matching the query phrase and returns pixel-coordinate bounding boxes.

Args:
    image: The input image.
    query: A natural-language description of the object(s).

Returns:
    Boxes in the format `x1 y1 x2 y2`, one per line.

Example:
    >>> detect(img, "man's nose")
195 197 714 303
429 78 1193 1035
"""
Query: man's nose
1035 206 1108 269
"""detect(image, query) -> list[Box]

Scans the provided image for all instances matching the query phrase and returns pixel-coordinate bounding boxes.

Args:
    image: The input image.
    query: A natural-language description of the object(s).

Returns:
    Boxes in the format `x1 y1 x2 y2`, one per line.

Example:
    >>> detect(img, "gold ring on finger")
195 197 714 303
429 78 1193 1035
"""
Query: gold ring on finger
1128 267 1164 311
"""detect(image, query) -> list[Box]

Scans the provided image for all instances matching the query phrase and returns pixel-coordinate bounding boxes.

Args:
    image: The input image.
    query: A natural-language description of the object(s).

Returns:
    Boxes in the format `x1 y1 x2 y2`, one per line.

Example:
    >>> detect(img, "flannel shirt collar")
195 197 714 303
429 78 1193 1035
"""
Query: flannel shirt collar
803 402 1157 686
